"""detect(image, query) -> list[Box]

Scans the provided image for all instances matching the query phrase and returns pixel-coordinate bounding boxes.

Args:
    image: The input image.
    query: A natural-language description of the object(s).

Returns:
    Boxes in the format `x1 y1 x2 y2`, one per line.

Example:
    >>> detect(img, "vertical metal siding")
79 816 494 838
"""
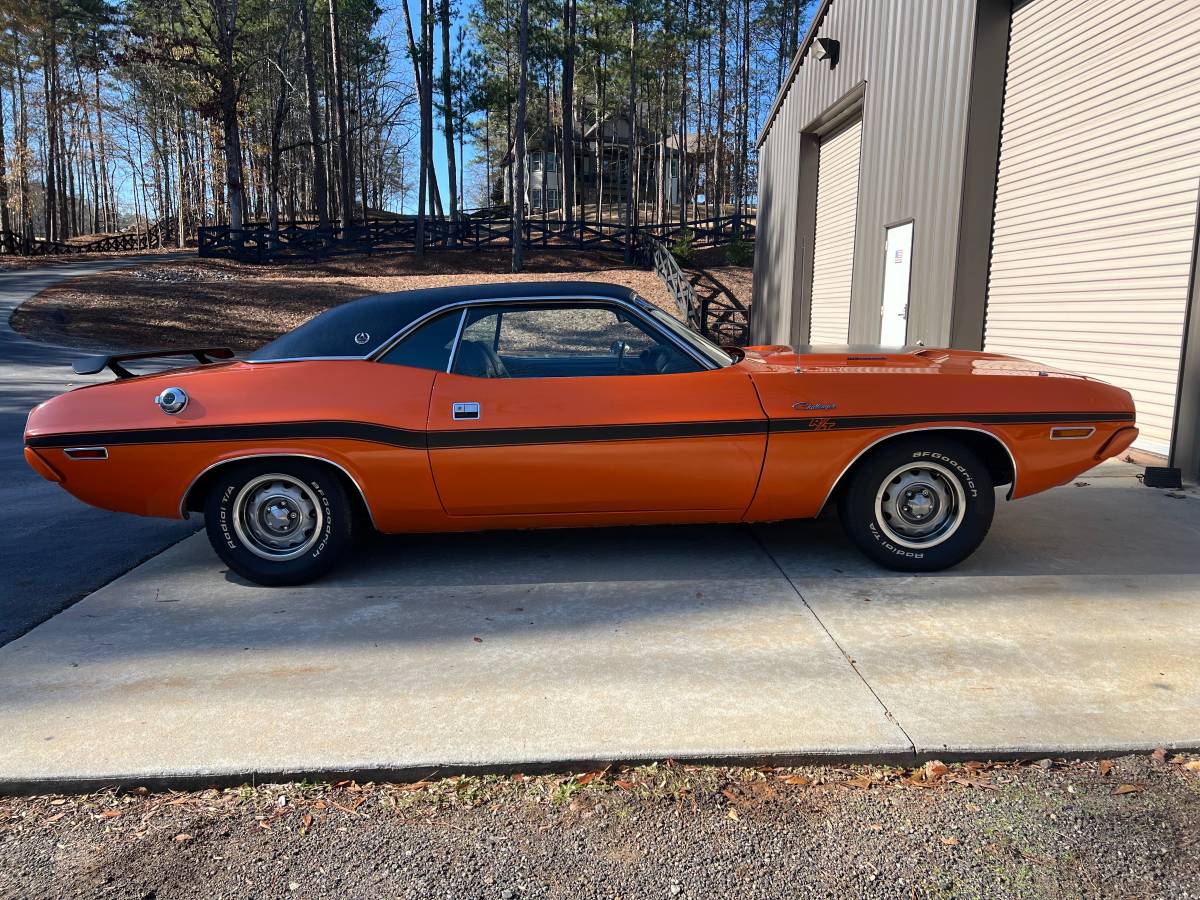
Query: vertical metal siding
985 0 1200 454
753 0 980 346
809 118 863 342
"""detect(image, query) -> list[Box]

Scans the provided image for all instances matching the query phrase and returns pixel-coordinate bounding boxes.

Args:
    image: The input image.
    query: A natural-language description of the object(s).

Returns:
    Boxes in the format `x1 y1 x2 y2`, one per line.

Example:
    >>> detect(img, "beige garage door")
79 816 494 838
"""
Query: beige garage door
985 0 1200 455
809 117 863 344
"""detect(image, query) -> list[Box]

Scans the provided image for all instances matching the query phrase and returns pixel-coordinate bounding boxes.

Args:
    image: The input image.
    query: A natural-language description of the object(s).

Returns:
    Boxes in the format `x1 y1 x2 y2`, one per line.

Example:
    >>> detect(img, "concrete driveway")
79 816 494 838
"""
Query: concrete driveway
0 459 1196 792
0 256 197 646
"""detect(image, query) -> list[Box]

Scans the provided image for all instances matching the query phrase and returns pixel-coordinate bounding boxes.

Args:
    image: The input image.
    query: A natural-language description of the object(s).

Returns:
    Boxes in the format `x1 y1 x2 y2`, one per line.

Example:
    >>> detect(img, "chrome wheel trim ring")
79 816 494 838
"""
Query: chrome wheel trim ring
232 474 324 561
873 461 968 550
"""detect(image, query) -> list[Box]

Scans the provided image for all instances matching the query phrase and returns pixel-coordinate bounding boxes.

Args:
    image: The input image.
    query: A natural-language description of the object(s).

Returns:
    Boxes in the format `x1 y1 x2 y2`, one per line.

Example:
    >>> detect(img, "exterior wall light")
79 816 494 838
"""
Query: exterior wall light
812 37 840 68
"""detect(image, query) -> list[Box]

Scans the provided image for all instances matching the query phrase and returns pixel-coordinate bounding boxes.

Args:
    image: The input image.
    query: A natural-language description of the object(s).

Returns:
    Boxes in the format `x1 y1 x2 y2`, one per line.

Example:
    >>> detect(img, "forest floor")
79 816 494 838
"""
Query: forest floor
9 248 752 352
2 753 1199 899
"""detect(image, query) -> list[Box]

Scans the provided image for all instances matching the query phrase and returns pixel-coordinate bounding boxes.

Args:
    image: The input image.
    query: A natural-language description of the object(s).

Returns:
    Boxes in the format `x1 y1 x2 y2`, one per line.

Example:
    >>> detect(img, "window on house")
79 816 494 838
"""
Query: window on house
531 189 543 208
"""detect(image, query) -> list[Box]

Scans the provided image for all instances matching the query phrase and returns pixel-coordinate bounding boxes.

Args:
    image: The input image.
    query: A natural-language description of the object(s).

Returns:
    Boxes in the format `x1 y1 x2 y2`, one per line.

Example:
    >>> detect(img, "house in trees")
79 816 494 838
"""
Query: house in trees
500 113 714 218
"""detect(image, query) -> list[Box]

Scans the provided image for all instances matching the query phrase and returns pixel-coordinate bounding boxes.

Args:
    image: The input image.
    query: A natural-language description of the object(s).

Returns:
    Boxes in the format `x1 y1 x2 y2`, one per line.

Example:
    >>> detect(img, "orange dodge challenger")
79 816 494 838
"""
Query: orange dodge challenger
24 282 1137 586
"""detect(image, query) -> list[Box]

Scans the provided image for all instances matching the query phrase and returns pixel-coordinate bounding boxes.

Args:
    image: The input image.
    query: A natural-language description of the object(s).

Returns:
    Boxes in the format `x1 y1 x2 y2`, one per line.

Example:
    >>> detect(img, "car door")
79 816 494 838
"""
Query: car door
427 301 767 517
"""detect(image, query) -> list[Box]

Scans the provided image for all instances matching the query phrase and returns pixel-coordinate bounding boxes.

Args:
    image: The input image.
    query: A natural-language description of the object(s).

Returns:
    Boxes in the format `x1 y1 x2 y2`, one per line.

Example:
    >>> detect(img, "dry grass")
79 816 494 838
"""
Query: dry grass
11 249 683 352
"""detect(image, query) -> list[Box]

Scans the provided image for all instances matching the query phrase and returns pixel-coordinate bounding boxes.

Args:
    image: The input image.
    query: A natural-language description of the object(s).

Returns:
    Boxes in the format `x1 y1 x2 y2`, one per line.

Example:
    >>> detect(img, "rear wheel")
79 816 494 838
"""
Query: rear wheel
203 459 355 586
837 438 994 572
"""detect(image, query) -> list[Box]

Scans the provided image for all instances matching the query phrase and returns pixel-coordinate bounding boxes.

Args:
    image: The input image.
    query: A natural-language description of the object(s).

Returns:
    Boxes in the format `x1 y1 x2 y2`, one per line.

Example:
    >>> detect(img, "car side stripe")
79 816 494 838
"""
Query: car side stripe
25 410 1134 451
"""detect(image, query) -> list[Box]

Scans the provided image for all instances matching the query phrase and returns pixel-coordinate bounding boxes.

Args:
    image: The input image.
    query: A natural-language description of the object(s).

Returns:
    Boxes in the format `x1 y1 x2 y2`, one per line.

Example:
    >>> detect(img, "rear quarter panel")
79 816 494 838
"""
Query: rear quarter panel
24 360 445 530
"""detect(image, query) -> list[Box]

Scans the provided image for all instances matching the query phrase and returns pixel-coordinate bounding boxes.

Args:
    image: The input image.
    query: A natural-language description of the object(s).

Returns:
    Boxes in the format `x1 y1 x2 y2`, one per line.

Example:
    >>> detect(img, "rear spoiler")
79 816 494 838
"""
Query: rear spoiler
72 347 235 379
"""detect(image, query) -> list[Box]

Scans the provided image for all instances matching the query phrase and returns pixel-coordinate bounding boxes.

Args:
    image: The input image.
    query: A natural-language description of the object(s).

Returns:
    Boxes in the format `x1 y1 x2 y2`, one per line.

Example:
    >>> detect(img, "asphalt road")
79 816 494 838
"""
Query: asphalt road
0 256 197 647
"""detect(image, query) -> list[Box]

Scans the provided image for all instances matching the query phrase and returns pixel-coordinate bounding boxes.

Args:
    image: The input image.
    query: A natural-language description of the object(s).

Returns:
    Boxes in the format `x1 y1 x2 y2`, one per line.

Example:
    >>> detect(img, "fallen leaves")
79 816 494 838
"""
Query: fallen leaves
1152 747 1168 764
613 779 634 791
907 760 949 788
1113 783 1145 796
777 774 810 786
1098 760 1114 777
946 776 998 791
941 836 959 846
173 833 192 842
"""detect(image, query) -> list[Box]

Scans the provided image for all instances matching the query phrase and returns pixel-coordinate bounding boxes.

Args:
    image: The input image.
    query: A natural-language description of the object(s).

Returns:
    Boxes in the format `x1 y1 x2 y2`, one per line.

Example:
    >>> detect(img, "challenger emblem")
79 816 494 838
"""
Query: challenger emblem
354 332 370 345
792 401 837 411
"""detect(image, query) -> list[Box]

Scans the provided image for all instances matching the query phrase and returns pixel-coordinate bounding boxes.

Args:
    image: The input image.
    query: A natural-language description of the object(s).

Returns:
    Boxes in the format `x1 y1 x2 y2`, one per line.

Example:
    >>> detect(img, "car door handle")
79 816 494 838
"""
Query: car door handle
452 402 480 420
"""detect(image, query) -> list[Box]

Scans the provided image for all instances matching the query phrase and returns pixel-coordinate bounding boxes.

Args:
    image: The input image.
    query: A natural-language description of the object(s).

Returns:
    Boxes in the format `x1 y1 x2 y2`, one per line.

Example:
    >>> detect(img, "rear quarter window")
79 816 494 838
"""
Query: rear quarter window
377 311 463 371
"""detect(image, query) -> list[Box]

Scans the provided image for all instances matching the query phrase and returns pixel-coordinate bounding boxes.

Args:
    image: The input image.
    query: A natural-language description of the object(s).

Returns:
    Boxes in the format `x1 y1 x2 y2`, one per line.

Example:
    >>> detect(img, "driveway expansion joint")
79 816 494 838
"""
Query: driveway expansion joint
748 525 918 756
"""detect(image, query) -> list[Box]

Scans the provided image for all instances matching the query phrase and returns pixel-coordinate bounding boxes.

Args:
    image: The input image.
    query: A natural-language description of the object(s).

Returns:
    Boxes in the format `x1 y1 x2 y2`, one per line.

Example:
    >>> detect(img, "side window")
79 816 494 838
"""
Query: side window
451 304 702 379
377 311 461 371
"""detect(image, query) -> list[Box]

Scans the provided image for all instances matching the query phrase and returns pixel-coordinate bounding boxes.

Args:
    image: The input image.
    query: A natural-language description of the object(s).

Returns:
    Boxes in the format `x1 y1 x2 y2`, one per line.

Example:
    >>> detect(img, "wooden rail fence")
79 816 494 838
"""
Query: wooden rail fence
0 220 187 256
197 213 755 263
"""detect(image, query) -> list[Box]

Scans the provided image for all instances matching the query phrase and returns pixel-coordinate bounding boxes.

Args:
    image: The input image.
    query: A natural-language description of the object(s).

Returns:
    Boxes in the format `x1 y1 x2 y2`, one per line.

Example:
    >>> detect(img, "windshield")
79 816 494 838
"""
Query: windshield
640 304 735 367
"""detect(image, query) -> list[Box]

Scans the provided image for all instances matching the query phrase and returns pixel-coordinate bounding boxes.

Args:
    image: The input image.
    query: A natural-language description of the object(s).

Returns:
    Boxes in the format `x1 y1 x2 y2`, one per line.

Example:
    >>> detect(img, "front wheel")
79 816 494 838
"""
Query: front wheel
837 438 994 572
203 459 355 586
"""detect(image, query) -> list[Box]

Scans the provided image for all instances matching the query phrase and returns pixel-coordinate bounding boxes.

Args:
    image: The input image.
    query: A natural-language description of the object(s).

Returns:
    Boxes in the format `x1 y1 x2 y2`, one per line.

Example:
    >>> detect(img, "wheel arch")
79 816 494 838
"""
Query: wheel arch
181 453 377 529
820 427 1017 515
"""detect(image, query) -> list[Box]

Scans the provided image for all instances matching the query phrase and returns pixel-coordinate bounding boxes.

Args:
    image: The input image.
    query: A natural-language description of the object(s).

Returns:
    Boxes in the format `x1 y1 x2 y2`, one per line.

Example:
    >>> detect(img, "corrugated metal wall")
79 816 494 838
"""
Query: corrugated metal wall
984 0 1200 455
752 0 979 346
809 118 864 342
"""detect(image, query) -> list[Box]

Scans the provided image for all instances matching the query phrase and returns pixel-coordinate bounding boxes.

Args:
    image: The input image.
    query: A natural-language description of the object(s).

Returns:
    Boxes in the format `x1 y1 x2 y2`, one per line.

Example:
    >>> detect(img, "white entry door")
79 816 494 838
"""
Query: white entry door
880 222 913 346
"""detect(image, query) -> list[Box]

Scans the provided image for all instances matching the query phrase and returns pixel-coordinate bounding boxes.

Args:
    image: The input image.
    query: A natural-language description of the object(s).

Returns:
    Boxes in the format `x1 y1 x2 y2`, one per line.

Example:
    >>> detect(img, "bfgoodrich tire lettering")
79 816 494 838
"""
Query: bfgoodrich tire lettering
838 438 995 572
203 459 354 586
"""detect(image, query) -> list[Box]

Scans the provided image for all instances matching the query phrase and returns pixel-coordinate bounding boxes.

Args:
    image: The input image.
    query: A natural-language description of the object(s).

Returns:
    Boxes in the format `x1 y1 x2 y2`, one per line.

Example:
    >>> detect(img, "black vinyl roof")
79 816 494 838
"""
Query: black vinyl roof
249 281 644 361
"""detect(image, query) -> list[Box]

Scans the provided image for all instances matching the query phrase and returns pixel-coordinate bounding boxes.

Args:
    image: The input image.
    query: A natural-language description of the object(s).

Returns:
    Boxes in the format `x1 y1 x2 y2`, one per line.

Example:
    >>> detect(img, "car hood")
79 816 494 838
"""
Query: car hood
742 344 1094 380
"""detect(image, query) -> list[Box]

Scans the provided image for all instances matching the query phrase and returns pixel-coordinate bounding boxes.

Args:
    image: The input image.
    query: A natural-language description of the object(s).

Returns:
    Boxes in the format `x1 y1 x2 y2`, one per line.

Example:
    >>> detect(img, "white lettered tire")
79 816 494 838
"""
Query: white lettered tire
837 437 994 572
203 459 354 586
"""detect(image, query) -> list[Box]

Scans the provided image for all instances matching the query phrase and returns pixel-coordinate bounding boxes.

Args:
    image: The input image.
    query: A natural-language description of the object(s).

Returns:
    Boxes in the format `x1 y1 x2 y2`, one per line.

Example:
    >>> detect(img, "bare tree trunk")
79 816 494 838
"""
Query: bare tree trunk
624 8 637 263
560 0 576 226
512 0 529 273
328 0 354 227
15 37 31 240
299 0 330 229
209 0 245 232
677 0 687 228
268 31 291 239
738 0 750 226
174 101 186 246
439 0 457 240
716 0 727 219
42 28 57 241
0 67 10 236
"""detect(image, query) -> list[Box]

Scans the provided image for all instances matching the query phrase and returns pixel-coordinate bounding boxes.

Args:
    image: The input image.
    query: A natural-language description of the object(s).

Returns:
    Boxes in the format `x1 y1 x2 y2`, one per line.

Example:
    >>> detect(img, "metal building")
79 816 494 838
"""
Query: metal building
752 0 1200 479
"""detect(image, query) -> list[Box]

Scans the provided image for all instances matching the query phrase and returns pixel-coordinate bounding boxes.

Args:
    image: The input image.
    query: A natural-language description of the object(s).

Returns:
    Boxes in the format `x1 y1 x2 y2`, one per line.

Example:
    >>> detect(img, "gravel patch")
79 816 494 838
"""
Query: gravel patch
2 753 1198 899
133 264 237 284
9 251 680 352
